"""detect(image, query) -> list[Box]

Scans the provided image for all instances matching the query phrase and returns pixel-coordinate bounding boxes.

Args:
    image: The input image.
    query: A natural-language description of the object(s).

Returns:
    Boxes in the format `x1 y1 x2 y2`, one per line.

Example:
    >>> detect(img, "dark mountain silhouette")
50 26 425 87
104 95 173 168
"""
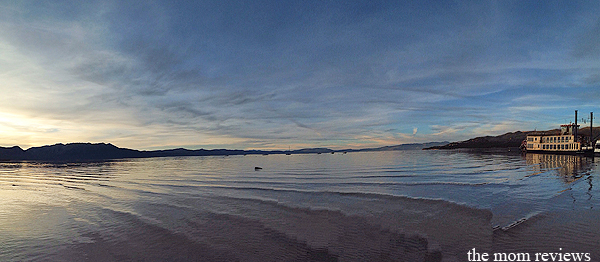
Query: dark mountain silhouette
0 146 27 160
340 141 449 152
0 141 448 161
424 131 528 149
424 127 600 150
0 143 142 161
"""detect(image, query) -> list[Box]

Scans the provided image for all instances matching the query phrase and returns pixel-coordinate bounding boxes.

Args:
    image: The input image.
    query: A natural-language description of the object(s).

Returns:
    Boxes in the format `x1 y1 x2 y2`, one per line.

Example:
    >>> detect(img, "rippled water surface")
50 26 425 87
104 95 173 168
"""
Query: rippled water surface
1 150 599 261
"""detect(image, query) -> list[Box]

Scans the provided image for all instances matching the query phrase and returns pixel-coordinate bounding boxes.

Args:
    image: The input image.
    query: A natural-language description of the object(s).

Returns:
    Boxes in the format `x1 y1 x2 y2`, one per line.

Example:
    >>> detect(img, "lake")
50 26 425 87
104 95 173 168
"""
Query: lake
1 150 599 261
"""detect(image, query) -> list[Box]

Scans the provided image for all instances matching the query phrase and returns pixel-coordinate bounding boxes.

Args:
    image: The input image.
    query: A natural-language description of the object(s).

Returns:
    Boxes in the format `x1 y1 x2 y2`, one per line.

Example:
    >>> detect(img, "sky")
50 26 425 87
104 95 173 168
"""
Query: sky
1 1 599 150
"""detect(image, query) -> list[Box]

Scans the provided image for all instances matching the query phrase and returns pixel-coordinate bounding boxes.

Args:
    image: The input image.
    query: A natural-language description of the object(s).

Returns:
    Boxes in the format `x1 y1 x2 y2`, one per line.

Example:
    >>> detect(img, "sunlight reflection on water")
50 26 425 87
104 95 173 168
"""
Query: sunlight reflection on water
1 150 599 261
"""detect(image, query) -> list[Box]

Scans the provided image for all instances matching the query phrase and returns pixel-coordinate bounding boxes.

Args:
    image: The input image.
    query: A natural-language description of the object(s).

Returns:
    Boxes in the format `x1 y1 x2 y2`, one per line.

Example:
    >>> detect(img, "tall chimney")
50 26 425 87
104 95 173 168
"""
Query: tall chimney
591 112 594 148
575 110 578 142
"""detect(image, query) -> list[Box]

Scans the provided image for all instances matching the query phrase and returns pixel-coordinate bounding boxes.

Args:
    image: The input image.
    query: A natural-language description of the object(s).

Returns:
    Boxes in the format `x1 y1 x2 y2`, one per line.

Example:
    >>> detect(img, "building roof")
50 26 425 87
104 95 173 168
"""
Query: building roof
527 129 561 136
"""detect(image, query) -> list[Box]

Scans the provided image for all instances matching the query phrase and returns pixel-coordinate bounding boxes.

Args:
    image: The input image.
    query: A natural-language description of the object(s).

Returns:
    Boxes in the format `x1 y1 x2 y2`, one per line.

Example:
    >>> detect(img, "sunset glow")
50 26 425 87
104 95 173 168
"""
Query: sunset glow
1 1 599 150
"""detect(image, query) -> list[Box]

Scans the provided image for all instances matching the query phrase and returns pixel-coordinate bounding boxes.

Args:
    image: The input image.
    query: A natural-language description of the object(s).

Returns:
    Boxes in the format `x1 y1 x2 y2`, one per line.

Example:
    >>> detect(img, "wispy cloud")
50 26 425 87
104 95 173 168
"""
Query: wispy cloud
1 1 599 149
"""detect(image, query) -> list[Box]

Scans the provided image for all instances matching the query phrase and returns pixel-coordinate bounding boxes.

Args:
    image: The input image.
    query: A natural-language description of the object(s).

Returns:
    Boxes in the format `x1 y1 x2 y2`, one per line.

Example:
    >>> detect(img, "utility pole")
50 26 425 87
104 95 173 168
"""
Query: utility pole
591 112 594 148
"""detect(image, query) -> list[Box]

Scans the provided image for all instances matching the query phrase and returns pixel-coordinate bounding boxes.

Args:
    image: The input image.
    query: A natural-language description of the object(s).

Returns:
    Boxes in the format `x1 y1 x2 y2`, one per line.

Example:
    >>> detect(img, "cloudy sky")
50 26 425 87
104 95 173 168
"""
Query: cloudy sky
1 1 599 150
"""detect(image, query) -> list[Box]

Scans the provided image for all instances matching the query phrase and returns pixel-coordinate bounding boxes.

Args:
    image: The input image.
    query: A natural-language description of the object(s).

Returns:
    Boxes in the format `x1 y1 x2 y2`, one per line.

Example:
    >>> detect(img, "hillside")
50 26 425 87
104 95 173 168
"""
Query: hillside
341 141 449 152
0 141 449 161
425 127 600 150
425 131 529 149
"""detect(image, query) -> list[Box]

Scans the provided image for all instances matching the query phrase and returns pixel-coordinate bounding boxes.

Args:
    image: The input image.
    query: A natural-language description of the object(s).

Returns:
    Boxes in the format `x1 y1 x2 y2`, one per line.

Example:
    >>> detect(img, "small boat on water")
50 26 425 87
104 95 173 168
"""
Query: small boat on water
522 110 594 155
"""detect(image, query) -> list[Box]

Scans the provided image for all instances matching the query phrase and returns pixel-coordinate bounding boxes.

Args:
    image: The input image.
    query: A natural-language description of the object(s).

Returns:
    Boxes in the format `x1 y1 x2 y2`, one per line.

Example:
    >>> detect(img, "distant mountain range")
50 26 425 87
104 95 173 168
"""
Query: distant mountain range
424 127 600 150
339 141 450 152
424 131 529 150
0 141 449 161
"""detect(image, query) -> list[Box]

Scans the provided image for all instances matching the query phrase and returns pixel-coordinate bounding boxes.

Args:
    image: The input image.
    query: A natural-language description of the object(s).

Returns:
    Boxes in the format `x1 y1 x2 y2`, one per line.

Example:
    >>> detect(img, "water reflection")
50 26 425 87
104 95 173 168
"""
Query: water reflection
2 152 600 261
0 160 122 187
524 153 593 184
494 153 600 255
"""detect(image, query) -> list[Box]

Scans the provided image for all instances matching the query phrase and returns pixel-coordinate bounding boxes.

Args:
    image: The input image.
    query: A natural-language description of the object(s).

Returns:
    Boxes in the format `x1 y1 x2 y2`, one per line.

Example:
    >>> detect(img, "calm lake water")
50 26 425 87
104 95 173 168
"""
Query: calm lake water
1 150 599 261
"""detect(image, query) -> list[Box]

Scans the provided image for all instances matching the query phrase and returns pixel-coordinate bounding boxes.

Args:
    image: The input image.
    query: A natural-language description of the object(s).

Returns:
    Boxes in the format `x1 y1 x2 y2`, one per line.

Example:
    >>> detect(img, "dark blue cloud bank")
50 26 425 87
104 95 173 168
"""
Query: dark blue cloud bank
1 1 599 149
